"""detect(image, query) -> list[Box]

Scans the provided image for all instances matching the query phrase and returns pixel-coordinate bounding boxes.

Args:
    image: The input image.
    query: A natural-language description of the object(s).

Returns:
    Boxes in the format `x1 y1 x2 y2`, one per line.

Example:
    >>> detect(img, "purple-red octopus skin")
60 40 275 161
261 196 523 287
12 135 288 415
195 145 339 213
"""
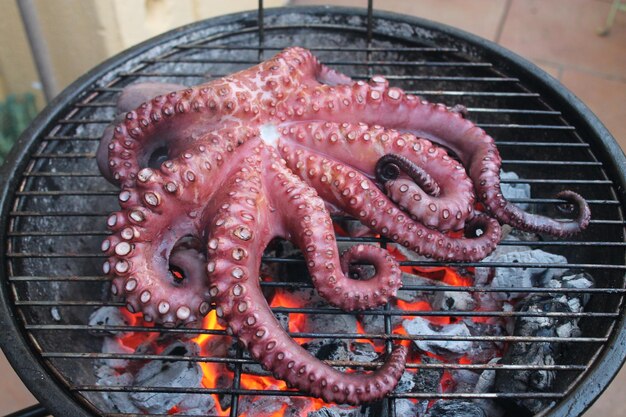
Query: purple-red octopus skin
98 47 590 405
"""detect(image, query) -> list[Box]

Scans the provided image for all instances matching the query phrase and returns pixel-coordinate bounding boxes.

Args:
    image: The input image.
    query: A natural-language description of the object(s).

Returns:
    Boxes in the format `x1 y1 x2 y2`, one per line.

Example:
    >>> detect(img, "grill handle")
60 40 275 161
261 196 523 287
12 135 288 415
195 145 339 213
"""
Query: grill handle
4 405 48 417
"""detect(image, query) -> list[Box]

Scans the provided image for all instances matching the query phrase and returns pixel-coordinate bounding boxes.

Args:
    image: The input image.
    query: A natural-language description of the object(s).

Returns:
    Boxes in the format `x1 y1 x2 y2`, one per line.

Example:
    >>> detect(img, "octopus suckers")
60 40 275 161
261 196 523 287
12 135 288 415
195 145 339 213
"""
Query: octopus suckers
158 301 170 314
140 290 151 303
118 190 131 202
234 226 253 241
115 260 129 274
207 262 216 274
115 242 132 256
231 267 245 279
208 239 219 250
124 278 137 292
107 214 118 227
101 239 111 252
199 302 210 316
176 306 191 320
129 210 145 223
137 168 153 182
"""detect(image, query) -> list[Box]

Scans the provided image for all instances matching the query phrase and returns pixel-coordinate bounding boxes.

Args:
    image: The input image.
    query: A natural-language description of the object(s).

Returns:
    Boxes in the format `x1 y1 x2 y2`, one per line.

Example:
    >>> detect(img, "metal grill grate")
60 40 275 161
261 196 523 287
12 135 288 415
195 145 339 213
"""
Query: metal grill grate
1 4 625 417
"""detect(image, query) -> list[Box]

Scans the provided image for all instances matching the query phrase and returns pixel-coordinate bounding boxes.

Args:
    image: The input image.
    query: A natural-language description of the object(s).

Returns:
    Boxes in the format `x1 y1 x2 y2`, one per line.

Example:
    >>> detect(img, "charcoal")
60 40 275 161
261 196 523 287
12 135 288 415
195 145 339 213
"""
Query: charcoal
130 340 203 413
216 372 234 411
500 170 530 210
304 311 359 334
174 393 217 415
414 357 444 393
473 240 531 286
237 393 301 417
548 270 594 310
307 405 369 417
426 400 486 417
494 296 577 413
350 342 379 363
451 369 479 393
303 339 351 368
473 359 505 417
395 370 417 393
50 306 62 322
89 306 130 336
403 317 473 355
433 290 476 311
95 367 140 414
100 336 134 370
395 399 419 416
360 310 397 334
398 272 448 302
484 249 568 301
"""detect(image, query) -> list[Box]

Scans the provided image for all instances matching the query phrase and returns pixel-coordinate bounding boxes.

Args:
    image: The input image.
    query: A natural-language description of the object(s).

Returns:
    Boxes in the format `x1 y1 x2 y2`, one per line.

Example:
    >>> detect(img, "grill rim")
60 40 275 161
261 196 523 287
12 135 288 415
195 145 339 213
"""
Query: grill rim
0 5 625 417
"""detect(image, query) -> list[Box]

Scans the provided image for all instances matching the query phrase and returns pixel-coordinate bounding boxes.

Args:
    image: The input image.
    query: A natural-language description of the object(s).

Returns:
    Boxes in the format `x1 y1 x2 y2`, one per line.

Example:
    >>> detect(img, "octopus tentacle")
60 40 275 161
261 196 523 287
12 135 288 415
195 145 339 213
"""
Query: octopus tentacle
284 76 590 236
375 154 441 197
265 146 403 311
280 141 501 261
206 151 407 405
276 121 476 232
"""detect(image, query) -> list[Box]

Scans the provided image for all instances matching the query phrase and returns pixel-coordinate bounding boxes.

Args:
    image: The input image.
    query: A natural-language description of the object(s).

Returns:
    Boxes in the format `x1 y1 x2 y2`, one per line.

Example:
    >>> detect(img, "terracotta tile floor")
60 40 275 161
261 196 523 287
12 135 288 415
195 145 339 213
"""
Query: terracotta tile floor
1 0 625 415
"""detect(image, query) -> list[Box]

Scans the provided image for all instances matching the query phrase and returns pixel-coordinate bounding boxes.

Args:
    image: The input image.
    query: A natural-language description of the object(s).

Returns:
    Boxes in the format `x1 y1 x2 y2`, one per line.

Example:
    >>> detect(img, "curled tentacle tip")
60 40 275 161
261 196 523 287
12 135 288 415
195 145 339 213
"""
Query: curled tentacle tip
554 190 591 235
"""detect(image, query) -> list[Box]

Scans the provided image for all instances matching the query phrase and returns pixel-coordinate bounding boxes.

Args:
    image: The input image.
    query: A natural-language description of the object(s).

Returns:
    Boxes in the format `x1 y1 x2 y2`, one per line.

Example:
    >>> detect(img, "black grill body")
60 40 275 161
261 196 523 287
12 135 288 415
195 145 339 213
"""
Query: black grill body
0 6 625 417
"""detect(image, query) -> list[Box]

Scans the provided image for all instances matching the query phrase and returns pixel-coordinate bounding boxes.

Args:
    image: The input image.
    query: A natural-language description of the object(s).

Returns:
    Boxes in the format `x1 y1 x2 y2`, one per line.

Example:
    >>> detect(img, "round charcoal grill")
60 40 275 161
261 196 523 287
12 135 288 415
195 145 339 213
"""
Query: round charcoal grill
1 4 625 417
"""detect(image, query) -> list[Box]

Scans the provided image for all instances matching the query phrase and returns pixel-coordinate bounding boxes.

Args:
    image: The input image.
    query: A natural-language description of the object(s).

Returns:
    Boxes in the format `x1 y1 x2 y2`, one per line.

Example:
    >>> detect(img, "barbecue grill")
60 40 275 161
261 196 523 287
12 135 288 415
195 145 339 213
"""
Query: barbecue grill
1 3 625 417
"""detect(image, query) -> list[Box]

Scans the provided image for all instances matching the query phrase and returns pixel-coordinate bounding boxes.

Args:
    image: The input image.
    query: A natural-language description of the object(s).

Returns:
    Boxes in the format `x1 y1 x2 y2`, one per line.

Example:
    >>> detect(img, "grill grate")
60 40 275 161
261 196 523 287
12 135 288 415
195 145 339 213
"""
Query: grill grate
1 4 625 417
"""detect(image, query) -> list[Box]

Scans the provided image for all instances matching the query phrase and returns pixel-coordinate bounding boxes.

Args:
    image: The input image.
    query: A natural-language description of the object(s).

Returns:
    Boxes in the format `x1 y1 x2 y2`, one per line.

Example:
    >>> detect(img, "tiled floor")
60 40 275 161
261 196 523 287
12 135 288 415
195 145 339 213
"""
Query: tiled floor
1 0 625 416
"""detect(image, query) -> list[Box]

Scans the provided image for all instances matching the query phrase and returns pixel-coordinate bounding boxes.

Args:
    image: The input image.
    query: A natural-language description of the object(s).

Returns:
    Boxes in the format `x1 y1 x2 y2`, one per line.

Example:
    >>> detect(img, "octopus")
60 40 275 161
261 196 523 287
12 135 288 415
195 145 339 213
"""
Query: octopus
96 47 590 405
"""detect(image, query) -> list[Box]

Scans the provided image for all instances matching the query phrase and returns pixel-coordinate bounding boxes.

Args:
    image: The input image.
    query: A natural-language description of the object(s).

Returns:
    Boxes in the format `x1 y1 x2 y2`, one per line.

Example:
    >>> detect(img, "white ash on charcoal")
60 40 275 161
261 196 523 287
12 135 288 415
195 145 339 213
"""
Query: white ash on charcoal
472 358 505 417
307 404 371 417
237 392 308 417
476 249 568 301
88 306 131 337
300 339 379 373
403 317 473 356
433 290 476 312
397 272 448 303
396 399 420 416
425 400 486 417
500 170 531 211
547 270 594 313
93 367 141 414
303 310 360 335
450 368 480 393
128 340 216 415
493 296 580 414
99 336 134 370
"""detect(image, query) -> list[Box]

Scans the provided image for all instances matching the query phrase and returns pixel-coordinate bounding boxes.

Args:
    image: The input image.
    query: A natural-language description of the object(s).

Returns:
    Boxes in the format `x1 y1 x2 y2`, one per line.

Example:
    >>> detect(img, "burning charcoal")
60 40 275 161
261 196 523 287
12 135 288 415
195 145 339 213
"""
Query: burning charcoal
426 400 486 417
473 240 531 287
414 356 444 392
395 399 418 416
494 296 578 413
359 310 391 334
89 306 130 336
398 272 447 302
451 369 479 393
500 170 530 210
95 368 141 414
432 290 476 312
174 393 217 415
237 392 296 417
403 317 473 355
100 336 134 370
302 339 352 372
303 311 359 335
307 404 369 417
350 342 379 363
395 370 417 393
483 250 568 301
130 340 203 414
